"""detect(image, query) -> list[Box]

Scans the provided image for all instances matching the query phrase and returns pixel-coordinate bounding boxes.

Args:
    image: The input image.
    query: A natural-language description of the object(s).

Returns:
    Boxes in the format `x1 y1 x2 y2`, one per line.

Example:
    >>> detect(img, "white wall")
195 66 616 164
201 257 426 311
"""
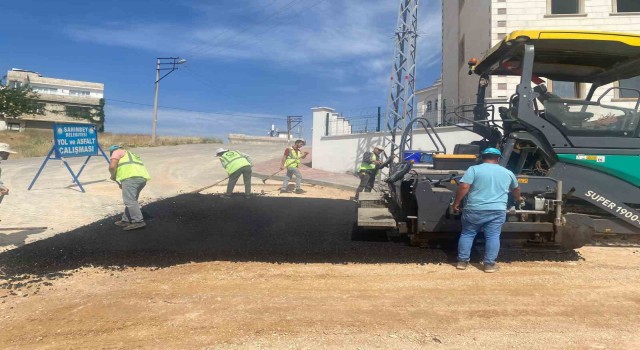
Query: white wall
311 107 482 174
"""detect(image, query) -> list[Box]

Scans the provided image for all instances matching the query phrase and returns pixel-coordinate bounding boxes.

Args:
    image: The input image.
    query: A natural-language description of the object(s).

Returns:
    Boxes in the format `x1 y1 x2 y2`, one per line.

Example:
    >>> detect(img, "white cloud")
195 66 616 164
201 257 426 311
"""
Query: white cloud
65 0 442 77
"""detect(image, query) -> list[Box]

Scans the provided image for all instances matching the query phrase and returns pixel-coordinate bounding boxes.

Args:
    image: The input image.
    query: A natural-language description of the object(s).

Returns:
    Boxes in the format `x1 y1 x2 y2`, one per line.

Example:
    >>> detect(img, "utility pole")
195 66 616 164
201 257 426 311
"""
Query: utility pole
286 116 303 142
383 0 419 161
151 57 186 144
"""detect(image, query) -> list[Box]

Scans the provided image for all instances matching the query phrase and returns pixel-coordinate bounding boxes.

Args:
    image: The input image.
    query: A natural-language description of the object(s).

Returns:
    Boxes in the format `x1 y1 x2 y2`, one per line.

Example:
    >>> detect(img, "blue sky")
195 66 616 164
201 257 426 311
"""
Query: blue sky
1 0 442 141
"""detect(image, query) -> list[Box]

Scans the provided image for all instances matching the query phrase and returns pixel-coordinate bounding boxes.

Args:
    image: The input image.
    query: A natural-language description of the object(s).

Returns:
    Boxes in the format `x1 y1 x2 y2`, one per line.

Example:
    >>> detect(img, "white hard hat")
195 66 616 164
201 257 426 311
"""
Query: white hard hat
373 145 384 151
215 147 228 156
0 143 17 154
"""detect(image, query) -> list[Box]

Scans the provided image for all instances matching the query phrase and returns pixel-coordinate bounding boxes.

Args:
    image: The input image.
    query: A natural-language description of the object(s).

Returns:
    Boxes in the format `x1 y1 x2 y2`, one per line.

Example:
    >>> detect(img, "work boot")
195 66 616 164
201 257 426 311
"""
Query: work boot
123 221 146 231
295 189 305 194
456 261 469 270
114 220 130 227
484 263 500 273
280 189 289 194
220 194 231 199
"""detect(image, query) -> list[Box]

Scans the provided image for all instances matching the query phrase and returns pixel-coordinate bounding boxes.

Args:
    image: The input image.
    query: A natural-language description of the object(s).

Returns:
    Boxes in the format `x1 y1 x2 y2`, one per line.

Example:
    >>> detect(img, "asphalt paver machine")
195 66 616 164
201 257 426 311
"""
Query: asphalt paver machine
359 30 640 249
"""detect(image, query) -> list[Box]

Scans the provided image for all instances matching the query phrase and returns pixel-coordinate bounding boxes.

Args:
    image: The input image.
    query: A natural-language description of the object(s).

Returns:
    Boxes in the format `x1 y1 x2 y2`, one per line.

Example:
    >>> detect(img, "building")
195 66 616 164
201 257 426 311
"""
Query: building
415 77 443 126
442 0 640 109
2 69 104 131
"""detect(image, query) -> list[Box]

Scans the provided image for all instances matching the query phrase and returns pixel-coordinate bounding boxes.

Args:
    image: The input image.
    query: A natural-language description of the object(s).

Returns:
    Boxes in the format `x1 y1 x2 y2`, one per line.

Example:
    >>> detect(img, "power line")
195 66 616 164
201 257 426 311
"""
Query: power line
181 65 247 107
202 0 328 59
186 0 307 60
106 98 287 121
182 0 281 57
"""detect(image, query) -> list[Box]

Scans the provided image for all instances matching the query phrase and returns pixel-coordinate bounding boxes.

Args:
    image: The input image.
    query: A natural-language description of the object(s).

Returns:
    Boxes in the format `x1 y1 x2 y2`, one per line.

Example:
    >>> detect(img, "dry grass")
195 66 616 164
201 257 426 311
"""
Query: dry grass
0 130 222 159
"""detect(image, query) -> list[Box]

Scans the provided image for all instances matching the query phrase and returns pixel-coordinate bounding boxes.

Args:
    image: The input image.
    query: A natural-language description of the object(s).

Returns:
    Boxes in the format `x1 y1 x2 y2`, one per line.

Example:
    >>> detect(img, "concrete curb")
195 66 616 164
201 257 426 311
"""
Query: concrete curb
252 172 358 191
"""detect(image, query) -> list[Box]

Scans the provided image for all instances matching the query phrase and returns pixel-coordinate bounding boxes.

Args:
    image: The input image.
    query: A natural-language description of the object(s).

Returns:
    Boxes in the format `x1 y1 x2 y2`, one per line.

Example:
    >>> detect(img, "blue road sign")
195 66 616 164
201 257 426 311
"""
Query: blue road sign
28 123 109 192
54 123 99 158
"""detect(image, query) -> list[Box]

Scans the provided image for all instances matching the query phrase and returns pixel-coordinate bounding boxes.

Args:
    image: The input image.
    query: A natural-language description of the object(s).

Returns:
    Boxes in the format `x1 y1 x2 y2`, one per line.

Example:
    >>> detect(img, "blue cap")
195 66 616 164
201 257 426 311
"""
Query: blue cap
108 145 121 154
481 147 502 157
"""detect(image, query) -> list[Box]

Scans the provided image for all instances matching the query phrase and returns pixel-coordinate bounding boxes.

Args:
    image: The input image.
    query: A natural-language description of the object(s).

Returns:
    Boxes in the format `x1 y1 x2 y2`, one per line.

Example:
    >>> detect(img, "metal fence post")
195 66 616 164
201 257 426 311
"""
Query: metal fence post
376 106 381 132
325 113 329 136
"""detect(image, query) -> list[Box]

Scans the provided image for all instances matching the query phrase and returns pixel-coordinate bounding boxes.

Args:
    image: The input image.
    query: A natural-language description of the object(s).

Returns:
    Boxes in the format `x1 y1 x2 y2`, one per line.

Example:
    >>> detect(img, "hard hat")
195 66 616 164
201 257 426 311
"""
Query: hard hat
481 147 502 157
215 147 228 156
108 145 122 154
373 145 384 151
0 143 17 154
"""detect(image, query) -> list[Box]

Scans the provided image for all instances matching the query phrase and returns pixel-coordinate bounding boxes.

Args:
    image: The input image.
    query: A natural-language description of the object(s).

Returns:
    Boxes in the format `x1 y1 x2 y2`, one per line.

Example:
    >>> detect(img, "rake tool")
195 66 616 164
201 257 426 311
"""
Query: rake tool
261 168 285 184
191 176 230 194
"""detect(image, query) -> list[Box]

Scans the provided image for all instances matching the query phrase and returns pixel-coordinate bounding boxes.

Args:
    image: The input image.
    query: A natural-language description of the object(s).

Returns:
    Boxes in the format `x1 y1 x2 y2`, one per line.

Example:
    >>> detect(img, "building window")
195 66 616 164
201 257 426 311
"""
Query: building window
27 102 46 115
551 81 581 98
497 8 507 15
497 0 506 2
497 20 507 27
614 0 640 13
32 87 59 95
8 80 22 89
495 32 507 40
459 37 466 70
7 123 21 131
69 90 90 97
548 0 581 14
427 101 433 112
618 76 640 98
434 100 438 111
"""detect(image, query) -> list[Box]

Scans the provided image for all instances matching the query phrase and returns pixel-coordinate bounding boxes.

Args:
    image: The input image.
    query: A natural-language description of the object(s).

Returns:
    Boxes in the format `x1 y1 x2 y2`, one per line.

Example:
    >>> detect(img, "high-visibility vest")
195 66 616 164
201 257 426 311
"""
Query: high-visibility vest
220 151 251 175
116 151 151 182
284 147 302 168
359 153 378 173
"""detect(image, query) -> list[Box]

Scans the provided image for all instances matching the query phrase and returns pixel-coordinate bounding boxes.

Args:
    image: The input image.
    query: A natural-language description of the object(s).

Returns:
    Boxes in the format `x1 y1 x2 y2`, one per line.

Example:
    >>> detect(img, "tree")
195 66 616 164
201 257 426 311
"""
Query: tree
0 82 40 118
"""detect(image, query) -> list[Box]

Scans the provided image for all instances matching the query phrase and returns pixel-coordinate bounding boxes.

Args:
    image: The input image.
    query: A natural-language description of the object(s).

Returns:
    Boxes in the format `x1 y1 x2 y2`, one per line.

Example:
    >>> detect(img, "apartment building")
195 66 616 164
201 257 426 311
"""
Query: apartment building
2 69 104 131
442 0 640 108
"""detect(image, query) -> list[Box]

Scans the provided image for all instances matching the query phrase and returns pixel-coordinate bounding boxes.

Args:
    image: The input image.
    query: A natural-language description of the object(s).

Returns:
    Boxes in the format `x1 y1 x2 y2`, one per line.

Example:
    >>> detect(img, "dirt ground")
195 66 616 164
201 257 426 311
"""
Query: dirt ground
0 185 639 350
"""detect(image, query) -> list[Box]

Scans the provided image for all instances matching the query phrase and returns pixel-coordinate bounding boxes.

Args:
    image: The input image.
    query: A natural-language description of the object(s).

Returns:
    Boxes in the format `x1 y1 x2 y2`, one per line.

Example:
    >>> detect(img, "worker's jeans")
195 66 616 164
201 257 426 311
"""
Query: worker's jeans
356 170 377 198
121 177 147 223
282 167 302 190
228 165 252 195
457 209 506 266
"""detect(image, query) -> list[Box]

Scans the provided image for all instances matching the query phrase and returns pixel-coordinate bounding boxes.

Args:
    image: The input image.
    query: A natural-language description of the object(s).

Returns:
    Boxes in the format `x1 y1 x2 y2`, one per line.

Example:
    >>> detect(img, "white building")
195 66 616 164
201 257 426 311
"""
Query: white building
2 69 105 131
442 0 640 109
415 77 443 126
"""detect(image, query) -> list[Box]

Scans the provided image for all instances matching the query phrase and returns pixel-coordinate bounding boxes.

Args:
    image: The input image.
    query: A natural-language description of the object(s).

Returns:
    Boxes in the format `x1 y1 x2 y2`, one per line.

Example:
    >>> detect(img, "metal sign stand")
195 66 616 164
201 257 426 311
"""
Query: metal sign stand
28 145 109 193
28 123 109 193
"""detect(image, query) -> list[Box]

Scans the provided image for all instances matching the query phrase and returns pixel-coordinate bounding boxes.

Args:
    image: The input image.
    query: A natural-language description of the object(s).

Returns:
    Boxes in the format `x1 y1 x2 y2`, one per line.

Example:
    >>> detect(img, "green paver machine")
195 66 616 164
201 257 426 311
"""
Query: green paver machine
360 30 640 249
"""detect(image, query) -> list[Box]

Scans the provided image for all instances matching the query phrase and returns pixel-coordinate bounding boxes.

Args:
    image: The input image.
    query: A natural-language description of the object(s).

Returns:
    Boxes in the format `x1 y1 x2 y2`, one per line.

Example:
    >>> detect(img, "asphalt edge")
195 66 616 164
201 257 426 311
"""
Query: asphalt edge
251 172 358 191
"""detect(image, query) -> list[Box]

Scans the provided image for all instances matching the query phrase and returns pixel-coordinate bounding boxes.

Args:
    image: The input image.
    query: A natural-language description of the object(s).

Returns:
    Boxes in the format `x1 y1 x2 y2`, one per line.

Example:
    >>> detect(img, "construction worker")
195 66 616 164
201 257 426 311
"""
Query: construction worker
280 139 308 194
0 143 16 206
109 145 151 231
453 148 521 273
215 148 253 198
356 145 393 198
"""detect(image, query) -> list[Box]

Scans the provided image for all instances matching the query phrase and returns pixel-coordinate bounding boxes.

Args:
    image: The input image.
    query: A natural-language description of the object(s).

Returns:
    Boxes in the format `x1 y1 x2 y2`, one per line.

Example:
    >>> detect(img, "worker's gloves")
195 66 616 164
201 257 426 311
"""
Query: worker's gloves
518 197 526 209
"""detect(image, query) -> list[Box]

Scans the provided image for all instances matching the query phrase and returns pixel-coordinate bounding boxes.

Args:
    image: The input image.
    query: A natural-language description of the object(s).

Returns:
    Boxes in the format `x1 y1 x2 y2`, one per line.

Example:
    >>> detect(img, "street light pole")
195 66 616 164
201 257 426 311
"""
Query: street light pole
151 57 186 145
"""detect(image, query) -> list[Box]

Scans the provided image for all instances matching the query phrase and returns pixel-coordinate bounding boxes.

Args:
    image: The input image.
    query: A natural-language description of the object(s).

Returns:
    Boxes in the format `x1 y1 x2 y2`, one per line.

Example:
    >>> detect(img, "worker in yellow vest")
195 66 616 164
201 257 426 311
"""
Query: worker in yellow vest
356 145 393 199
280 139 308 194
216 148 253 198
108 145 151 231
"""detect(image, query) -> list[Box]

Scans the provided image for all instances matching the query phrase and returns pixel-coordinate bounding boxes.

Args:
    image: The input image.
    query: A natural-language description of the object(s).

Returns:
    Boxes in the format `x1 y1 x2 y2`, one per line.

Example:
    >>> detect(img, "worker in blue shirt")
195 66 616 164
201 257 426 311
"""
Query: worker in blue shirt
452 148 521 273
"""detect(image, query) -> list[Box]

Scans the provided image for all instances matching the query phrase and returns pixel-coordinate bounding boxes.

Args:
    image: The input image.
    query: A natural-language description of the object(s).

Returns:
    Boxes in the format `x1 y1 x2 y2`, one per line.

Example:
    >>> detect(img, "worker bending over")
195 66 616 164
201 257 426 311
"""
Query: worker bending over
356 145 393 198
453 148 520 273
109 145 151 231
280 140 308 194
216 148 253 198
0 143 16 207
